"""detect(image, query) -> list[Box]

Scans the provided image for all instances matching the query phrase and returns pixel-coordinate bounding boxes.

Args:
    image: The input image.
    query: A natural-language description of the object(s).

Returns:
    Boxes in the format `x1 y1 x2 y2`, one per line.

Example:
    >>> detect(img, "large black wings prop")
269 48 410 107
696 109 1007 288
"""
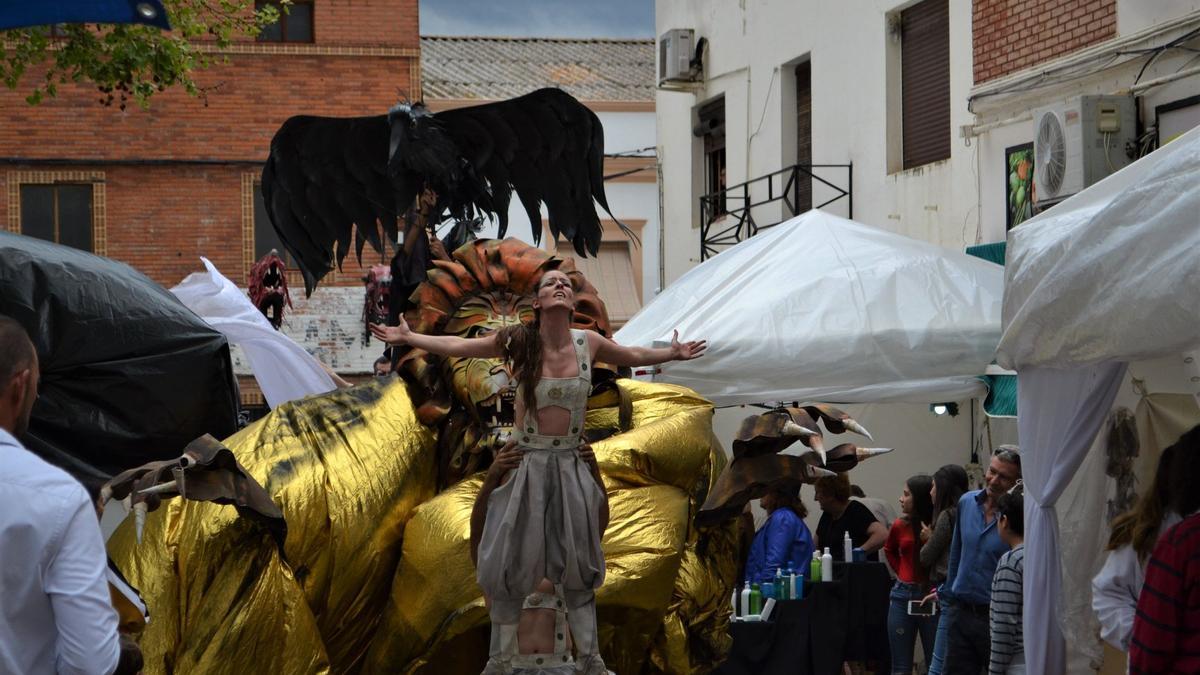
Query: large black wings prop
262 88 628 296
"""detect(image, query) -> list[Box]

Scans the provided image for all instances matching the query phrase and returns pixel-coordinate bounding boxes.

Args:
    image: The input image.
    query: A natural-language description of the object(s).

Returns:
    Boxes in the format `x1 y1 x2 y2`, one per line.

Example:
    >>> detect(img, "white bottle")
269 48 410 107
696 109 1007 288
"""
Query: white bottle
843 531 854 563
732 586 741 618
821 547 833 582
739 584 751 617
788 569 797 599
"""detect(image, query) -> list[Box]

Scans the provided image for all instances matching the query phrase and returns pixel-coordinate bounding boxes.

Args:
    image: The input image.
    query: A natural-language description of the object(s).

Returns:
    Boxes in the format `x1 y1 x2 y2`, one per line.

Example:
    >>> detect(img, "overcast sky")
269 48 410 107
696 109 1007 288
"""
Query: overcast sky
420 0 654 39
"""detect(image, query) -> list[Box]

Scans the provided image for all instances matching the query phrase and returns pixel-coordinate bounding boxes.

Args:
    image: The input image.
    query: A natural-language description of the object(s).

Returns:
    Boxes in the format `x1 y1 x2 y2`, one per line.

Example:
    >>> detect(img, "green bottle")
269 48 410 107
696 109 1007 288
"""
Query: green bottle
749 583 762 615
810 553 822 582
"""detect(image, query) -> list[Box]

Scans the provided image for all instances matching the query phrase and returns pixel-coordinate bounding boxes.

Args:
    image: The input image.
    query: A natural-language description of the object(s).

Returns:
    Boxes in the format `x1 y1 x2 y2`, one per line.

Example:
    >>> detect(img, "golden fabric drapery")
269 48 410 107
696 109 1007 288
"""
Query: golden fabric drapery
108 378 738 674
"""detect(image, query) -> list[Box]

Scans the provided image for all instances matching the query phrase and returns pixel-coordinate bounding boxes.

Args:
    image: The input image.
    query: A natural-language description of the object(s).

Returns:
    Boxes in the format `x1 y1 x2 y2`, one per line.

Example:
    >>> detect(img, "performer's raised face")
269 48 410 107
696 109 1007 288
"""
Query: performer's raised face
533 270 576 313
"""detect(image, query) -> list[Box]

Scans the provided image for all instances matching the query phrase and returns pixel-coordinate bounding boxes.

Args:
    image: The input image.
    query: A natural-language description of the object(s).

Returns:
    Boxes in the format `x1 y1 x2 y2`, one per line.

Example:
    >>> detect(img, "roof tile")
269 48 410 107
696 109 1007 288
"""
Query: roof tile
420 36 654 102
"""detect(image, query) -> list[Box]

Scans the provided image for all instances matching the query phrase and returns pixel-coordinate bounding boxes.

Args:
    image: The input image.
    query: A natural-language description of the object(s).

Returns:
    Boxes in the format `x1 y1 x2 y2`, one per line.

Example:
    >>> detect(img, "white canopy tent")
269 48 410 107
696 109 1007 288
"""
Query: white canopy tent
997 125 1200 674
615 210 1004 405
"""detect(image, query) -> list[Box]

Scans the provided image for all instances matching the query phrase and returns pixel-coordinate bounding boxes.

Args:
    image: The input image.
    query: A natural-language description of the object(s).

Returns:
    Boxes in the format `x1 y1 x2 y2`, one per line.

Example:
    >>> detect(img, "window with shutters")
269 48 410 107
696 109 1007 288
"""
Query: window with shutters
19 184 93 252
243 174 302 284
794 60 812 212
900 0 950 170
255 1 314 43
697 97 726 215
253 182 292 262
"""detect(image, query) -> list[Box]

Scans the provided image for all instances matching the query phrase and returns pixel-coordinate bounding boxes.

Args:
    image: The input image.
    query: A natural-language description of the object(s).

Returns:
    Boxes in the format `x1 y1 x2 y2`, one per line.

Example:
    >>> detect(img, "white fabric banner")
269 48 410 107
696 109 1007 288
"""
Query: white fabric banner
1018 362 1127 675
615 211 1003 405
171 258 336 408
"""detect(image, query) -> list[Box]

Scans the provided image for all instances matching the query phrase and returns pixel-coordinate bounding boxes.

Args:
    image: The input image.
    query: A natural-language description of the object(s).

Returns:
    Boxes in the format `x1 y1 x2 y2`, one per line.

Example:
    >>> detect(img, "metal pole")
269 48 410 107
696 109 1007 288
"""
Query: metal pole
847 162 854 219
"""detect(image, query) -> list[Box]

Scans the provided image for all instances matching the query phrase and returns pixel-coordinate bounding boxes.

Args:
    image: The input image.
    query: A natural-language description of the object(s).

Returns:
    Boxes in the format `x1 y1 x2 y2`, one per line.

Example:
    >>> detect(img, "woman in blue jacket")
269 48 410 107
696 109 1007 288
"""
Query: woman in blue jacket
744 480 815 584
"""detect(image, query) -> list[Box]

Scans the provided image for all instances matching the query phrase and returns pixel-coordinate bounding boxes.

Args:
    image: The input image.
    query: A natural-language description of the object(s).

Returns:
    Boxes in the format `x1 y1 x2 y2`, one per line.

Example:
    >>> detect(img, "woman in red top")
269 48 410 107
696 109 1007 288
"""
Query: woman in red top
884 474 935 675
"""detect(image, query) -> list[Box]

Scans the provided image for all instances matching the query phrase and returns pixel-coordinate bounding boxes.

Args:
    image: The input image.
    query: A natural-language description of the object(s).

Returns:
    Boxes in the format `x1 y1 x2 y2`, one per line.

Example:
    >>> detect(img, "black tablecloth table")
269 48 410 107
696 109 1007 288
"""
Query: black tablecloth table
714 562 892 675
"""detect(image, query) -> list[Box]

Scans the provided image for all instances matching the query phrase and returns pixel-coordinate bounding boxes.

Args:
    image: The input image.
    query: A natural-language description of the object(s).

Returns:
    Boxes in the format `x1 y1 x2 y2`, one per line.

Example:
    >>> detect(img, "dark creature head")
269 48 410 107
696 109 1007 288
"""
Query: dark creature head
248 250 292 330
362 264 392 343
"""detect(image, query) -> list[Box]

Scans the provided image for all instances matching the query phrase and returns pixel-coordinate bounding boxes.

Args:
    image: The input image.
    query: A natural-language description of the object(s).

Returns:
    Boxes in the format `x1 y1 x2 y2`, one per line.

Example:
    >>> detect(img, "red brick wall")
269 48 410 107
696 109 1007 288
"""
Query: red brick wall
306 0 419 47
0 52 415 160
0 0 417 290
0 165 393 287
973 0 1116 84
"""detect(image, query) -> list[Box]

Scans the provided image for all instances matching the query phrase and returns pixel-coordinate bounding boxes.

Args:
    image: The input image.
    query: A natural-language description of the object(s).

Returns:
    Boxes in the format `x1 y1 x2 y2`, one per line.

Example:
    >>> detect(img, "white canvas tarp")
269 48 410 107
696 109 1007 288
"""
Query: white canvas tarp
997 124 1200 370
997 125 1200 675
615 211 1004 406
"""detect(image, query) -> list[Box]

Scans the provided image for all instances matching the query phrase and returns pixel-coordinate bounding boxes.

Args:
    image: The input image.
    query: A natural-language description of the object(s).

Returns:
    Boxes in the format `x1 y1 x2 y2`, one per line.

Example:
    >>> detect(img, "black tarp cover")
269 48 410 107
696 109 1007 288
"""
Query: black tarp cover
0 232 239 493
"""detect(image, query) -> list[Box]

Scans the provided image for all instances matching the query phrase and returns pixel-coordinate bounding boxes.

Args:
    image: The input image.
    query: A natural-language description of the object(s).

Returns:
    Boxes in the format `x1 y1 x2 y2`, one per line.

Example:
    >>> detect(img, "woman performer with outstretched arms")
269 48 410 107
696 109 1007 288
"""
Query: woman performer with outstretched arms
371 266 705 675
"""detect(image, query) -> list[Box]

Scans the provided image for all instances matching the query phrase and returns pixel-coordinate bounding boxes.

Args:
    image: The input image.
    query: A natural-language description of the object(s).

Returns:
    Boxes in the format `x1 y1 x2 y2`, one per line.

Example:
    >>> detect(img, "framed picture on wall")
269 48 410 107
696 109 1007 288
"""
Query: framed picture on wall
1155 95 1200 147
1005 143 1034 230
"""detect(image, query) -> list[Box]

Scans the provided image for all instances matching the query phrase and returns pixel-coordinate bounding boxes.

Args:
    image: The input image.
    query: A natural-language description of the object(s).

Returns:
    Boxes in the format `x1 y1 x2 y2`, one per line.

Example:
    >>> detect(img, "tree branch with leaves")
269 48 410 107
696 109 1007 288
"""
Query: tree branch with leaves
0 0 290 108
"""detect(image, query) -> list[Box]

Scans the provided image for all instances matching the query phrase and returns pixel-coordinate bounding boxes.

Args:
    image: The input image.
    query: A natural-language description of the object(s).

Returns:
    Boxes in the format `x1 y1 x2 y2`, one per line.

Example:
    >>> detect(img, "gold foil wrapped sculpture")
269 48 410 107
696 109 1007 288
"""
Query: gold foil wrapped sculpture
108 239 737 674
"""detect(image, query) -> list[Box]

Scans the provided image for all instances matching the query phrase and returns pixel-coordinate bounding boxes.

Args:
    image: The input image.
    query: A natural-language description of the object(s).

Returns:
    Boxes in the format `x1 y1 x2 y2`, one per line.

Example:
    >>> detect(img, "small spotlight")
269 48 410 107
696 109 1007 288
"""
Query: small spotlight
929 402 959 417
137 3 158 19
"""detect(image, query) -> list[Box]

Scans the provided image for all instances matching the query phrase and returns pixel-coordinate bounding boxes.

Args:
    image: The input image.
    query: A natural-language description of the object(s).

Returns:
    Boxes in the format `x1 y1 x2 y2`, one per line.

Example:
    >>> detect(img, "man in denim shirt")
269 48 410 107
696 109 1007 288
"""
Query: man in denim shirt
943 446 1021 675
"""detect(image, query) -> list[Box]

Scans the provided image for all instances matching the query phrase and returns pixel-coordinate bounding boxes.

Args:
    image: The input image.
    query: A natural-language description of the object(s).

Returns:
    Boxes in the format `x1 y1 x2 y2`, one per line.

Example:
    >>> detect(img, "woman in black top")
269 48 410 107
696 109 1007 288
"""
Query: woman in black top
813 474 888 561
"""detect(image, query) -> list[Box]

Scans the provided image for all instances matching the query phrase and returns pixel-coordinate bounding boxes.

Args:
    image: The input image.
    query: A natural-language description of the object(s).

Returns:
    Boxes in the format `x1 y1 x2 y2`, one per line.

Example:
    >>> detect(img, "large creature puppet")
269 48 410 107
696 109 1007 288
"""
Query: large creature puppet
99 88 892 673
106 90 738 673
108 239 741 673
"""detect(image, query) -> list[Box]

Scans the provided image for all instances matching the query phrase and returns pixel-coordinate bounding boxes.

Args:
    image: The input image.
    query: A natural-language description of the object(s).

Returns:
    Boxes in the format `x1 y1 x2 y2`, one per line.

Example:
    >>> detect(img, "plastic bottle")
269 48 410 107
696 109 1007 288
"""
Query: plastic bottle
775 568 786 600
821 547 833 582
749 583 762 615
843 531 854 564
788 568 798 599
809 552 822 582
740 583 751 617
732 585 741 618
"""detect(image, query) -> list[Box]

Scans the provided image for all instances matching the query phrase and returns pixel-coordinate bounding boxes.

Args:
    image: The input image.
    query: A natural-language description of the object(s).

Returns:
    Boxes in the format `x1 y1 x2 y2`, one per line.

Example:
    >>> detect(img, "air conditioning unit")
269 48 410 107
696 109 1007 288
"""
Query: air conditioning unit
1032 95 1136 204
658 28 695 85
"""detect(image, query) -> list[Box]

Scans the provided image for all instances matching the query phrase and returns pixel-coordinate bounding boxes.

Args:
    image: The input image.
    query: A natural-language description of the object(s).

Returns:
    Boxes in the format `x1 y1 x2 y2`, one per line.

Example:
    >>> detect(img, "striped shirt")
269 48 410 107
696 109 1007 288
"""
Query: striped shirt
1129 513 1200 674
988 544 1024 674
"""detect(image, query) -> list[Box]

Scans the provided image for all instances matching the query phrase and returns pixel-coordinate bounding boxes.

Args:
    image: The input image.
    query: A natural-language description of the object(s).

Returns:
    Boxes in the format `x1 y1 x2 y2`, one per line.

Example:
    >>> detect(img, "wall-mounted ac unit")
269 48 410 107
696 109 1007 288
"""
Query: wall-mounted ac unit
658 28 696 85
1032 95 1136 204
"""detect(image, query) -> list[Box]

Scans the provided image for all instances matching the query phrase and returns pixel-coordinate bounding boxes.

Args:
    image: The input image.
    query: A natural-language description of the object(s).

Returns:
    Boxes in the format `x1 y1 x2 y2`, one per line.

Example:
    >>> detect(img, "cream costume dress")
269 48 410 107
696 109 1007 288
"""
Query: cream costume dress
477 329 608 674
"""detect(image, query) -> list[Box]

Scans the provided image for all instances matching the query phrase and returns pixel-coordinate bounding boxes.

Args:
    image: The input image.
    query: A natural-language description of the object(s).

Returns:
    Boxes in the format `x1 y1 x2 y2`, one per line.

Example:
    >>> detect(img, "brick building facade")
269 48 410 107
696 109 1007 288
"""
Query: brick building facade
0 1 420 397
973 0 1116 83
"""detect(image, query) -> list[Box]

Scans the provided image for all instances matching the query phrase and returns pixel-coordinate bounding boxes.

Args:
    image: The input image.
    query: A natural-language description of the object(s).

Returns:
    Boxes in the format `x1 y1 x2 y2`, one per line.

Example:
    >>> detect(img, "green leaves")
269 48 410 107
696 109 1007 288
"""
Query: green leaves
0 0 288 108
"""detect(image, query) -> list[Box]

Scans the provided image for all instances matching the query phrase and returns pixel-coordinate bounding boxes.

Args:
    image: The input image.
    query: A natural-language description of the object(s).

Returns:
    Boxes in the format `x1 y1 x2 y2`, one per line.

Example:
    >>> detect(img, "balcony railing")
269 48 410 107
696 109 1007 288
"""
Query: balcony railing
699 163 853 260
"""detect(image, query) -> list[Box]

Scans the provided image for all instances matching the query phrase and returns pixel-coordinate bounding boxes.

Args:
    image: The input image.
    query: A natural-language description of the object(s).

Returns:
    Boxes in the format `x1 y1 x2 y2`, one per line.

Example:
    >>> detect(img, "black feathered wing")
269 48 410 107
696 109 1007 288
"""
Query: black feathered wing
261 114 417 296
430 88 633 256
262 88 630 296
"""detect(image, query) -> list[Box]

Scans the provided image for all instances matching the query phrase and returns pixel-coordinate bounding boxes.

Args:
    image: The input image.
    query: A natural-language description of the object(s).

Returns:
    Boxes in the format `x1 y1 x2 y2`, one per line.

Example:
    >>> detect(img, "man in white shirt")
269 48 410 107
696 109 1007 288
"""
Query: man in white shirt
0 315 128 675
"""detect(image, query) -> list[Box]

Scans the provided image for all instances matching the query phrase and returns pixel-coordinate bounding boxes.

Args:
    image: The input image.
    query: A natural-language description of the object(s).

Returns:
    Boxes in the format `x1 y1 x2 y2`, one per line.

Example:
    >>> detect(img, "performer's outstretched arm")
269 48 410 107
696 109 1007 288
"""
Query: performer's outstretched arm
370 316 503 358
591 329 706 368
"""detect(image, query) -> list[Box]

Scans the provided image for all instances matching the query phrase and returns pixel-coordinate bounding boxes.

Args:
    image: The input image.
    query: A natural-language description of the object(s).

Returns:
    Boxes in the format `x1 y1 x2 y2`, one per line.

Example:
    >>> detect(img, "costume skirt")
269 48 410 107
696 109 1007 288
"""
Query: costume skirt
476 444 606 624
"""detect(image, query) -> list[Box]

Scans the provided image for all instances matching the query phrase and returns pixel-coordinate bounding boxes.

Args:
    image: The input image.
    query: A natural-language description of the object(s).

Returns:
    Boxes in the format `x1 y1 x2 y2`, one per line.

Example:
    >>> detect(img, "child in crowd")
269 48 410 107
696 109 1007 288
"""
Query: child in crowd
989 490 1025 675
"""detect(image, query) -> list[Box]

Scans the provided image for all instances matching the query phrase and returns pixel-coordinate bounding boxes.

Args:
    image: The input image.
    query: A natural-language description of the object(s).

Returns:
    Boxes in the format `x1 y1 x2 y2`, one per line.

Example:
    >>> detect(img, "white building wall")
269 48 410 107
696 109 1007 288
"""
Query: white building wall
656 0 981 288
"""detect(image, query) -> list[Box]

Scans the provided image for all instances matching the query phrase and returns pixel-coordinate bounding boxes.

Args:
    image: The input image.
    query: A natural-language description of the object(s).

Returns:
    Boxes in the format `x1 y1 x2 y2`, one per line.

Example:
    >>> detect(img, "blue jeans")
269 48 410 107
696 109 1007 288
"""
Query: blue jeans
927 596 956 675
888 581 937 675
